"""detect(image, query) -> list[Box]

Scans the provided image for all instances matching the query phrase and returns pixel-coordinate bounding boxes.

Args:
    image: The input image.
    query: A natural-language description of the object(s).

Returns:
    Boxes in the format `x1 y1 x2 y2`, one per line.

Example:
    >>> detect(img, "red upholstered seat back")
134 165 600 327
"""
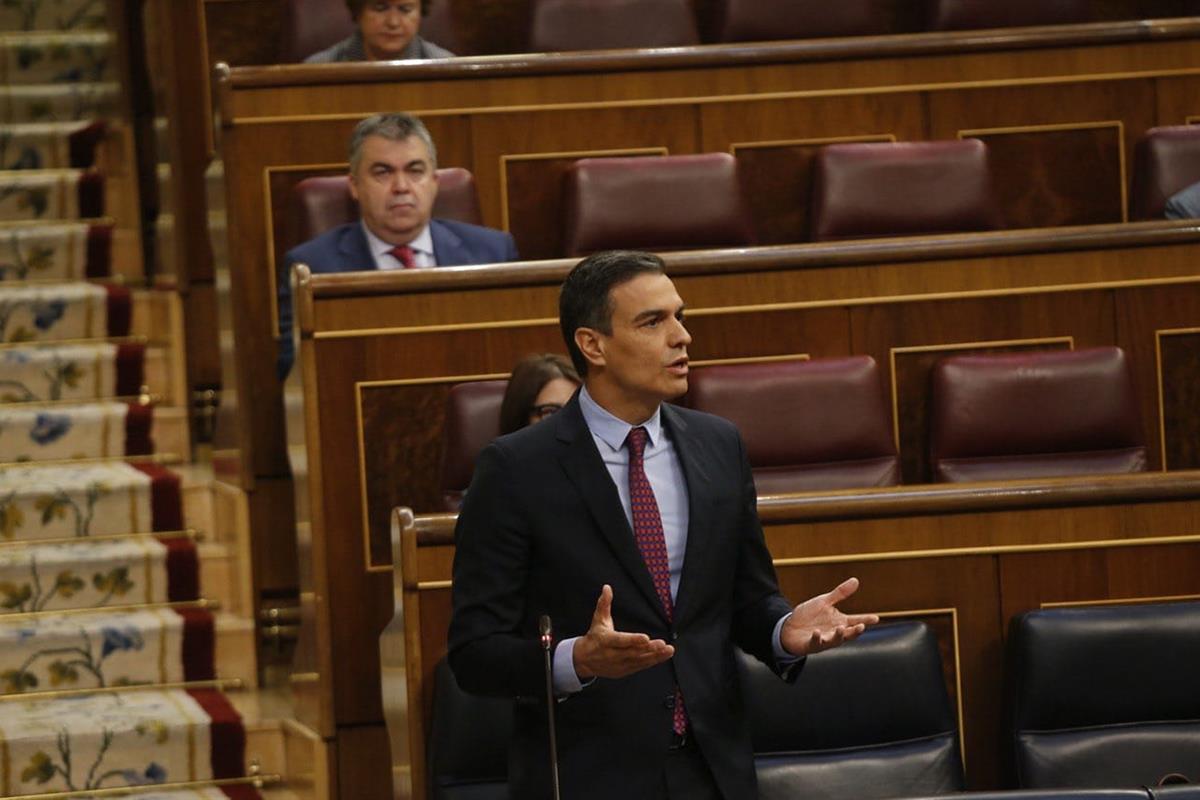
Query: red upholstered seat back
421 0 463 54
278 0 356 62
1131 126 1200 220
439 380 508 511
563 153 753 256
929 347 1146 483
720 0 891 43
685 357 899 494
927 0 1091 31
530 0 699 51
810 139 1003 242
291 168 483 246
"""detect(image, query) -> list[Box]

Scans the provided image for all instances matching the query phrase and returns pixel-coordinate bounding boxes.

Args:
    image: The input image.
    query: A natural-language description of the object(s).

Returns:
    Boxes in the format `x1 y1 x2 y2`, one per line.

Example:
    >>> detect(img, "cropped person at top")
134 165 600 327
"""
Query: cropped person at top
306 0 454 62
277 112 519 377
499 354 581 436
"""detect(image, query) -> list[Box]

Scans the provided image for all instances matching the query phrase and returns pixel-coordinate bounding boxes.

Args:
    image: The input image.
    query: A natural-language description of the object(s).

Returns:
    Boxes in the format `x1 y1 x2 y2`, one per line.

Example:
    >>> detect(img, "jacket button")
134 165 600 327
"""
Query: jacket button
663 695 676 709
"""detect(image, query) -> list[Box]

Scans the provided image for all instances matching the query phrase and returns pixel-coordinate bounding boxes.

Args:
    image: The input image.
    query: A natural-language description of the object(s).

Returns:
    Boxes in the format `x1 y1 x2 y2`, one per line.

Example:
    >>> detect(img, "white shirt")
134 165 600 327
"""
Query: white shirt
361 221 436 269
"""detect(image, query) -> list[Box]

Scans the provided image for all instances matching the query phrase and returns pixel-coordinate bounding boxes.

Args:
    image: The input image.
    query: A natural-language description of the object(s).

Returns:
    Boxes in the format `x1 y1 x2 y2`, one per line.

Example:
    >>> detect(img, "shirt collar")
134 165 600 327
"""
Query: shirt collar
579 384 662 453
361 220 434 266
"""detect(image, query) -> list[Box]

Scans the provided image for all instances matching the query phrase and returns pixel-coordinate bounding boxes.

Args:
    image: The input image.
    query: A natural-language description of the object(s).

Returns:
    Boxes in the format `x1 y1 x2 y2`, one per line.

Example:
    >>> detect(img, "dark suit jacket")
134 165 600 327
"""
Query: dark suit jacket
448 395 797 799
276 219 519 376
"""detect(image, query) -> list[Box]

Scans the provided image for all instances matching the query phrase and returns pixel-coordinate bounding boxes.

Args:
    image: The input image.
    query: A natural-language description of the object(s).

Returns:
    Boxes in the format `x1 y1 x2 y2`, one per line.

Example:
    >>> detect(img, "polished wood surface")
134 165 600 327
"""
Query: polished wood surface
287 221 1200 797
393 472 1200 795
217 24 1200 484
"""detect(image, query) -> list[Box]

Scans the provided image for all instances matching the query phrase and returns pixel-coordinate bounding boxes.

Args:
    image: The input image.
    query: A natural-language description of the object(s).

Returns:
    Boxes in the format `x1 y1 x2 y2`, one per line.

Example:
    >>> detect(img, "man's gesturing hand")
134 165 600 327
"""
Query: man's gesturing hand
573 584 675 680
780 577 880 658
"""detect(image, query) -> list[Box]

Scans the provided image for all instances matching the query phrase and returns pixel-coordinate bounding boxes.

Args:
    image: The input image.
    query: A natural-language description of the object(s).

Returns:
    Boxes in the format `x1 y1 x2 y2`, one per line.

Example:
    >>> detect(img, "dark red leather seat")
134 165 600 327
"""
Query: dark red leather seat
278 0 356 62
927 0 1091 31
563 153 753 256
529 0 699 52
685 357 899 495
929 347 1146 483
1130 125 1200 220
421 0 463 54
810 139 1003 241
439 380 507 511
291 168 483 246
719 0 891 43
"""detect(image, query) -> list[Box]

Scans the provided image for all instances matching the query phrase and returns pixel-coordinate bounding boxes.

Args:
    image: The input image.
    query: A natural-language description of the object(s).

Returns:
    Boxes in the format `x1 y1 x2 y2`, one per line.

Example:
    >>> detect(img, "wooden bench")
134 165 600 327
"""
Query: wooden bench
391 471 1200 796
286 220 1200 798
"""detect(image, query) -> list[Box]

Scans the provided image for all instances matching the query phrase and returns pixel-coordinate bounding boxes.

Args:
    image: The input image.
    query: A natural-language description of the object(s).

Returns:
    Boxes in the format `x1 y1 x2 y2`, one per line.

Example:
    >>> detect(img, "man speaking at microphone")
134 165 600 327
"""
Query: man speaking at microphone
448 250 878 799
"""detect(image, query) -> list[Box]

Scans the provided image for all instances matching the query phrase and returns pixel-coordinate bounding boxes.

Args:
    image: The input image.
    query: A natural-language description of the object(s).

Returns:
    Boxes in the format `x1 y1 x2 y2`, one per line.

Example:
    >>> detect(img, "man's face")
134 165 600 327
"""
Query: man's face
590 273 692 411
358 1 421 61
350 133 438 245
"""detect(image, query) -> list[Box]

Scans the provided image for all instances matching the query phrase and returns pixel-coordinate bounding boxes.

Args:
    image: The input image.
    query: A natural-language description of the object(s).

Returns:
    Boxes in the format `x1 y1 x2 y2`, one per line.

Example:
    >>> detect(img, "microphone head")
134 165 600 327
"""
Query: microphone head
539 615 552 637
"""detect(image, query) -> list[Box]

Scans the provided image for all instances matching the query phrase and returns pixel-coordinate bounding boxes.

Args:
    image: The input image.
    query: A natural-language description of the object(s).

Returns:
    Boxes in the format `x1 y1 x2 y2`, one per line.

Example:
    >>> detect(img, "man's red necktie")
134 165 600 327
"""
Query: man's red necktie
388 244 416 269
626 425 688 736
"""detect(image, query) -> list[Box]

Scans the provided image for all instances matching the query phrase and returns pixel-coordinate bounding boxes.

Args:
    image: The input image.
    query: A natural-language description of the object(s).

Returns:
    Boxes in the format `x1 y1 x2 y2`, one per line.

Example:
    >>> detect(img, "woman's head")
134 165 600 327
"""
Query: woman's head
499 354 581 435
346 0 429 60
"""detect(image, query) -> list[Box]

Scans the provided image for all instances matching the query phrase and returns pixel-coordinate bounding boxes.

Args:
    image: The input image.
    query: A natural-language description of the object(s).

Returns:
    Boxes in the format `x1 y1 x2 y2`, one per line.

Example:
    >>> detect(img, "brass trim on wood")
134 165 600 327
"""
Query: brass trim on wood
498 147 669 233
1154 327 1200 472
957 120 1128 222
730 133 896 155
1041 593 1200 609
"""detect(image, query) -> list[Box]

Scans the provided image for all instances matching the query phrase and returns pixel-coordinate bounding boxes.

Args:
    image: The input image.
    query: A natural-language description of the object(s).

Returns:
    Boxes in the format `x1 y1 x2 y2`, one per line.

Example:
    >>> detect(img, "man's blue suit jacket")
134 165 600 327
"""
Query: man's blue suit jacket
276 219 519 376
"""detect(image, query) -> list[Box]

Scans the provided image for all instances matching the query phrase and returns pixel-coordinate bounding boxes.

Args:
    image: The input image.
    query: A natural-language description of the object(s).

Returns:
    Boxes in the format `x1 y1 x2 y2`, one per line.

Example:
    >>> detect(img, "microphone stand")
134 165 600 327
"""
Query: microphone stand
540 615 562 800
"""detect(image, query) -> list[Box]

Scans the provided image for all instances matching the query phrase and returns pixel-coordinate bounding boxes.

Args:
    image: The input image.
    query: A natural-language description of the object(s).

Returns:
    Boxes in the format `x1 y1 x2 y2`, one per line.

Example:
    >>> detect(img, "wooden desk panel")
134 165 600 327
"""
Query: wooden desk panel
392 475 1200 796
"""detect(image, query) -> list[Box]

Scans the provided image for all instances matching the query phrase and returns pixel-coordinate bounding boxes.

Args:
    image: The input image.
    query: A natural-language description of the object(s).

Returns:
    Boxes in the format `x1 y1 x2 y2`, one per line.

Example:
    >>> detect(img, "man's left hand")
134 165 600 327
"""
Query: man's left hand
780 577 879 658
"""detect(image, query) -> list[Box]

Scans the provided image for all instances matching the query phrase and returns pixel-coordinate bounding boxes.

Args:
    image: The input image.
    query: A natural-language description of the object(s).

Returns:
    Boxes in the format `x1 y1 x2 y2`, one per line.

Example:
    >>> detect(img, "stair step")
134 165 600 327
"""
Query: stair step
0 82 119 123
0 31 112 86
0 119 107 170
0 221 113 282
0 340 172 404
0 281 127 343
0 400 155 463
0 167 102 221
0 687 248 795
0 0 108 33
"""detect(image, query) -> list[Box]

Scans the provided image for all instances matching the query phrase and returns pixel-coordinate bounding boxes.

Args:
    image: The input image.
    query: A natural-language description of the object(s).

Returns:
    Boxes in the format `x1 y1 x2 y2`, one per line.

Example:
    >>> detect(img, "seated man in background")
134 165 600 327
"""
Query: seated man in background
1165 180 1200 220
278 112 518 376
306 0 453 62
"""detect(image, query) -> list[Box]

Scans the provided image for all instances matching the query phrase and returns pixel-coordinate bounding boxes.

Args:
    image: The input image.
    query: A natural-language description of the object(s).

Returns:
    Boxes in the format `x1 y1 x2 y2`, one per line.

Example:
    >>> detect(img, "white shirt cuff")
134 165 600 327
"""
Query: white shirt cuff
773 612 803 665
553 637 586 695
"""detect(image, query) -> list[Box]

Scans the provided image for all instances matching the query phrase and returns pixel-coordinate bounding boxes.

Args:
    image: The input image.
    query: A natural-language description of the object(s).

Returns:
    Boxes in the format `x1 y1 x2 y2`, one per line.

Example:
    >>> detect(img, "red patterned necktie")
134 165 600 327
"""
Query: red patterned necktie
626 425 688 736
388 244 416 269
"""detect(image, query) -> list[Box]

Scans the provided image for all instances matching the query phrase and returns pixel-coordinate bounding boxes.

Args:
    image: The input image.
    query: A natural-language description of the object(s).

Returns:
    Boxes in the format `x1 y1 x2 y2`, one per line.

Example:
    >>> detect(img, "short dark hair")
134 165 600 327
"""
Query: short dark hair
558 250 666 376
499 353 580 435
347 112 437 172
347 0 431 19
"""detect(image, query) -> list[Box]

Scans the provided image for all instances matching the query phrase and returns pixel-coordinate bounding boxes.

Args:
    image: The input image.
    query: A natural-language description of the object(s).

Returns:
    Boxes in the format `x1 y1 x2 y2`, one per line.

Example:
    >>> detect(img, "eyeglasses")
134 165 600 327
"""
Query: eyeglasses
529 403 564 421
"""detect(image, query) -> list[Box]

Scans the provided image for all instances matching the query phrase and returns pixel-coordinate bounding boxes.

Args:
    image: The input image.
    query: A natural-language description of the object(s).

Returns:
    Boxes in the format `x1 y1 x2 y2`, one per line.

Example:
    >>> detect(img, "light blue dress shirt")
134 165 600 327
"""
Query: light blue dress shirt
552 385 794 694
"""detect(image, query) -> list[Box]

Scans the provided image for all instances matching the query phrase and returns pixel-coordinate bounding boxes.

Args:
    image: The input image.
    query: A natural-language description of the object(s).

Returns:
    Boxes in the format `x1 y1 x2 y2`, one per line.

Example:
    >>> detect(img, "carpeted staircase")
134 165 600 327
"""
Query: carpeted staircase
0 3 311 798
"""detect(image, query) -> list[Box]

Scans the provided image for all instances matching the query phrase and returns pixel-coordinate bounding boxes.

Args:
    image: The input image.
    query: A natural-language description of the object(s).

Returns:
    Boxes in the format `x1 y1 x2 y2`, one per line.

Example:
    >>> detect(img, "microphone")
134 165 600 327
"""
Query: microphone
540 614 562 800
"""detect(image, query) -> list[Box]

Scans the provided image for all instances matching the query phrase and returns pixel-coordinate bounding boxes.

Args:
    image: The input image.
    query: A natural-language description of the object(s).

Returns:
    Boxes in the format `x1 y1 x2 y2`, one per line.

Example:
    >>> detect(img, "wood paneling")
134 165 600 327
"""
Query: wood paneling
1159 330 1200 470
967 124 1126 228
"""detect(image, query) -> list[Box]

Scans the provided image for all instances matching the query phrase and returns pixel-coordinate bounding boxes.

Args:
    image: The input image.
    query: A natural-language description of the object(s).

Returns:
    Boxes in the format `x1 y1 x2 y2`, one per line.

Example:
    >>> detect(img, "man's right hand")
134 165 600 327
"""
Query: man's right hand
573 584 675 680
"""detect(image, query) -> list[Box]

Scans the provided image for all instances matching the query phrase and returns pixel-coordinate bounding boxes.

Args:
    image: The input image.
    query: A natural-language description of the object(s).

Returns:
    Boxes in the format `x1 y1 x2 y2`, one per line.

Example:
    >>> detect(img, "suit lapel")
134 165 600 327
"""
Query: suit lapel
430 219 468 266
661 404 715 626
556 399 670 623
338 223 376 271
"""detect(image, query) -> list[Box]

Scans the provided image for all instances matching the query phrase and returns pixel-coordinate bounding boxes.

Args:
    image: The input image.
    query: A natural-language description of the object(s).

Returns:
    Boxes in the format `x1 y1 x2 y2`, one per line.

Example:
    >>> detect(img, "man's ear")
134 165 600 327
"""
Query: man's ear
574 327 606 370
348 171 360 203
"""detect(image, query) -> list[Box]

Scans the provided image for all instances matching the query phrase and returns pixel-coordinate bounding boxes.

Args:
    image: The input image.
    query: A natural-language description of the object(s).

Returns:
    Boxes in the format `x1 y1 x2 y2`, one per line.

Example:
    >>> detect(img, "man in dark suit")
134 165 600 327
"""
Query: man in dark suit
449 250 877 799
276 112 518 376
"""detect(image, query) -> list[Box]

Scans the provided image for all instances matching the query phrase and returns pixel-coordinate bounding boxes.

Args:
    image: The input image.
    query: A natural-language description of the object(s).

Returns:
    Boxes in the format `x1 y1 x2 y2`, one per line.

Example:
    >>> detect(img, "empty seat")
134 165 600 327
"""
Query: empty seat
738 621 963 800
291 168 483 246
810 140 1002 241
1008 602 1200 788
427 657 512 800
563 153 753 256
530 0 699 52
927 0 1091 31
421 0 464 55
439 379 507 511
929 347 1146 483
1131 125 1200 220
720 0 892 43
278 0 356 62
685 357 899 494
